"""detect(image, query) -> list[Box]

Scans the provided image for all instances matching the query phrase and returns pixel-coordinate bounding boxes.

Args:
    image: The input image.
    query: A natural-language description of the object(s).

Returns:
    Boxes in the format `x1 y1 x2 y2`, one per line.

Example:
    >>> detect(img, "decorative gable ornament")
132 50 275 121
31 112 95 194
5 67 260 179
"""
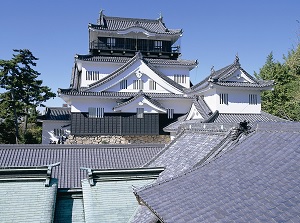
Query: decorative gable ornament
136 70 143 79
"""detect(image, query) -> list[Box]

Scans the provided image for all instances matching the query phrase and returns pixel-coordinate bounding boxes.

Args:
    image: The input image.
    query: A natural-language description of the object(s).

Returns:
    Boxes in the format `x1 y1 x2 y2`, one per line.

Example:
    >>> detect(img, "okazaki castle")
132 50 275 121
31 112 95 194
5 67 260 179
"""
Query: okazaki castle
42 11 273 145
3 11 300 223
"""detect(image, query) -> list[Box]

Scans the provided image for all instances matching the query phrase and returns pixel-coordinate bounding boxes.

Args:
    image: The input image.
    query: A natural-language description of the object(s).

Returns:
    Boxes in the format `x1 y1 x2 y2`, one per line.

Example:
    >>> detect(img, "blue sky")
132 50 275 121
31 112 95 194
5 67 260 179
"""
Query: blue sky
0 0 299 108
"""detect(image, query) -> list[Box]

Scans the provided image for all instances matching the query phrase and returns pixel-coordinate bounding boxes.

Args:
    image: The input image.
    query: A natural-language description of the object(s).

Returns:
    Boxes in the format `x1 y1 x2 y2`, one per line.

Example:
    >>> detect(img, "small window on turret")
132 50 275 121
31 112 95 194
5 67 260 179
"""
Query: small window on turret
149 80 157 90
120 80 128 89
249 94 258 105
167 108 174 119
174 74 187 84
220 93 228 105
133 79 143 90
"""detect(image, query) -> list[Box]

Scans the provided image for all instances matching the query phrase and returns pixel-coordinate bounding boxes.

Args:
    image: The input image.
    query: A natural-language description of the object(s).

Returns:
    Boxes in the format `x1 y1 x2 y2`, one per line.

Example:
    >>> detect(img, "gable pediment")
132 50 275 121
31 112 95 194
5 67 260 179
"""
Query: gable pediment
84 53 184 94
223 69 255 83
113 92 166 113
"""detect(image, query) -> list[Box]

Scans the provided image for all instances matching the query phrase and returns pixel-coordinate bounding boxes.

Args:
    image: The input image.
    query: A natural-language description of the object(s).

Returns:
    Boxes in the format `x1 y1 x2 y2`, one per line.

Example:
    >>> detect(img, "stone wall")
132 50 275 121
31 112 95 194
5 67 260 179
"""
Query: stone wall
65 135 171 145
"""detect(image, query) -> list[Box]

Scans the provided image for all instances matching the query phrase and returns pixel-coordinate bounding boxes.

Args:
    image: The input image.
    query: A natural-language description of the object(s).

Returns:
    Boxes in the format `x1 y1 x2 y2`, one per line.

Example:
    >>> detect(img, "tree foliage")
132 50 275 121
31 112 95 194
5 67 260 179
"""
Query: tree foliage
0 49 56 143
256 44 300 121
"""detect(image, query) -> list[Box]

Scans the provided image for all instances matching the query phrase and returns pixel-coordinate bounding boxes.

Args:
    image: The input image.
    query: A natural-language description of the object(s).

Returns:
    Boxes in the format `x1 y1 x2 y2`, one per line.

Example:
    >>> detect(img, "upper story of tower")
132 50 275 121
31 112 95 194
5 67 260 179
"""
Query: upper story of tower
88 10 183 59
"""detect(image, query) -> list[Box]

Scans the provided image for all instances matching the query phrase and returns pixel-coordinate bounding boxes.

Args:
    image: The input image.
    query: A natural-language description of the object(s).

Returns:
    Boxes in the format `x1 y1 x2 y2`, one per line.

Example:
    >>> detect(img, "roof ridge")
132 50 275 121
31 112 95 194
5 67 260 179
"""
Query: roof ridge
135 127 255 193
113 91 166 112
142 130 186 168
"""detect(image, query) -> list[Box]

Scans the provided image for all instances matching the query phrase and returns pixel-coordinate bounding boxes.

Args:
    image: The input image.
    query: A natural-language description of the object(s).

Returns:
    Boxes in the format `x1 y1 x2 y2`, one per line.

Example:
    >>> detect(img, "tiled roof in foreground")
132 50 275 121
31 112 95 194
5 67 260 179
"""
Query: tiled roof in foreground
164 111 287 133
39 107 71 121
0 144 164 189
134 122 300 222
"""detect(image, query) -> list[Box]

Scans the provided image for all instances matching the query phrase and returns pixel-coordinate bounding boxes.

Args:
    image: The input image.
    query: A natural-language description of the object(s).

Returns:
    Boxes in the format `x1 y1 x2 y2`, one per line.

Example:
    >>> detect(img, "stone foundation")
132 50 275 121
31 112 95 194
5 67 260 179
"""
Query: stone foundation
65 135 171 145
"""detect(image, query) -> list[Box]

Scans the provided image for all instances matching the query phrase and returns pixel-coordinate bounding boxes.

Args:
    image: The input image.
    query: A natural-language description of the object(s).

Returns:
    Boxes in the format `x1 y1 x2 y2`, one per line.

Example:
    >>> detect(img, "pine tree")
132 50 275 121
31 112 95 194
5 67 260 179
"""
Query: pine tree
0 49 56 143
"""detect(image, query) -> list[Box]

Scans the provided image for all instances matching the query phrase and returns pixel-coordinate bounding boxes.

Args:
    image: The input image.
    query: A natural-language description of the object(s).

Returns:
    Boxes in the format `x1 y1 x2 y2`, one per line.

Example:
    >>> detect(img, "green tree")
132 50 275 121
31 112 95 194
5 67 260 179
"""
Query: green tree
256 46 300 121
0 49 56 143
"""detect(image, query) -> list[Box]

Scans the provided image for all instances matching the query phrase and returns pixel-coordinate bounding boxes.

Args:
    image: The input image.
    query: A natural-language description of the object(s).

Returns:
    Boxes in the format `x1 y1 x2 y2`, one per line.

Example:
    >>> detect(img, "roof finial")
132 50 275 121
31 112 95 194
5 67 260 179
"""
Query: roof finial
98 9 105 26
235 53 240 67
159 12 163 21
210 65 215 74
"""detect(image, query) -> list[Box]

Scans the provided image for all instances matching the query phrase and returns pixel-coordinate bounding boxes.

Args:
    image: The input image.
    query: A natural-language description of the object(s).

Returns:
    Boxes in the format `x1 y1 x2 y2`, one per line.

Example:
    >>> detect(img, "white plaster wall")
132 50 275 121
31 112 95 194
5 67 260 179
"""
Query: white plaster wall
70 97 192 114
79 61 123 87
157 66 191 88
71 98 117 113
90 60 184 94
202 88 218 112
186 104 204 120
89 60 143 92
42 121 70 144
202 86 262 114
115 102 161 113
159 99 193 114
109 72 170 93
215 88 261 114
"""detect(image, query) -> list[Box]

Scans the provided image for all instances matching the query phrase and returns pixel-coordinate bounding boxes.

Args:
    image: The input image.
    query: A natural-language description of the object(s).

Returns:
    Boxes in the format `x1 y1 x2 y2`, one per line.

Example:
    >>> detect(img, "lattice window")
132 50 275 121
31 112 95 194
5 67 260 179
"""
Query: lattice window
88 107 104 118
120 79 128 89
219 93 228 105
167 108 174 119
133 79 143 90
149 79 157 90
86 71 101 80
174 74 187 84
137 108 144 118
249 94 258 105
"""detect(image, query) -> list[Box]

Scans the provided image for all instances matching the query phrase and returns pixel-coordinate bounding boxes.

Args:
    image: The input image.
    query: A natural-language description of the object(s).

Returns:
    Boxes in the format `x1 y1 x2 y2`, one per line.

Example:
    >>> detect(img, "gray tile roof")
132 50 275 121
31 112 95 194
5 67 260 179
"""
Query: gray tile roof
213 80 274 88
76 54 131 63
132 125 237 222
0 144 164 189
190 56 273 92
164 111 287 133
40 107 71 121
134 122 300 222
212 111 287 124
144 129 230 182
75 54 197 68
58 89 193 99
113 91 166 112
192 96 213 119
89 14 182 35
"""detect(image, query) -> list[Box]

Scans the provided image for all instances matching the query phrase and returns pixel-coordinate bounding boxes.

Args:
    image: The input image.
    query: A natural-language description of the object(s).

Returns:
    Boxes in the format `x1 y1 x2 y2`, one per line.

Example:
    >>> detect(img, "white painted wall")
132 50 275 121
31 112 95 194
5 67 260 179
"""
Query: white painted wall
78 60 123 87
159 99 192 114
202 88 218 112
215 88 261 114
71 97 117 113
186 104 204 120
201 86 262 114
41 120 70 144
157 66 191 88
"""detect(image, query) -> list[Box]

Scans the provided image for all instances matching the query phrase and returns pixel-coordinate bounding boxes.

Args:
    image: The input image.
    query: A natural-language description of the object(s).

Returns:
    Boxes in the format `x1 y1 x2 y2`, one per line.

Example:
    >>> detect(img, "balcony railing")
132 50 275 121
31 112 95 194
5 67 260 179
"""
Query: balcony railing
90 40 180 54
